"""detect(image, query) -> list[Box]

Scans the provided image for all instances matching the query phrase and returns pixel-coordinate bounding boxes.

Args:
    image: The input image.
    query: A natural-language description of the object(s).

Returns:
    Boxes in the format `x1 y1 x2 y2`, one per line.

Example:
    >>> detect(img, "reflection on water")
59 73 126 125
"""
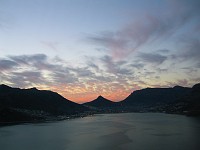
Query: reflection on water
0 113 200 150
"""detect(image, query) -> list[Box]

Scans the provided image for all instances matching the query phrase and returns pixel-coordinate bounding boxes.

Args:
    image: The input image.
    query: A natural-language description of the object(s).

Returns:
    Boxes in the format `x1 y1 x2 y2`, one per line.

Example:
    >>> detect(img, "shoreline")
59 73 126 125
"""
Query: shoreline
1 111 200 127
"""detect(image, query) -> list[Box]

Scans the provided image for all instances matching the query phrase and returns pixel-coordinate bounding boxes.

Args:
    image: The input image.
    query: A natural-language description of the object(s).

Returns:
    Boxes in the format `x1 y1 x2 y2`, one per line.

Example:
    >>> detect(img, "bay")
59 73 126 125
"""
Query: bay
0 113 200 150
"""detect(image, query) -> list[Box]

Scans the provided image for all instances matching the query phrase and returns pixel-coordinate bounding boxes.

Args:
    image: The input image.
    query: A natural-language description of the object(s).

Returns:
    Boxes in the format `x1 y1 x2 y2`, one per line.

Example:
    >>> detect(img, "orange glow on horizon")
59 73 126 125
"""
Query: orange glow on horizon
32 79 195 104
37 83 132 104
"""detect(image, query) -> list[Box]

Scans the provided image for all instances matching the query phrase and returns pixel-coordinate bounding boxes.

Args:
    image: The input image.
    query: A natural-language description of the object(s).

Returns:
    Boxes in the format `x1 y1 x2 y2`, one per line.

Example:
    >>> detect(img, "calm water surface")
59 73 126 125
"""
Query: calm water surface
0 113 200 150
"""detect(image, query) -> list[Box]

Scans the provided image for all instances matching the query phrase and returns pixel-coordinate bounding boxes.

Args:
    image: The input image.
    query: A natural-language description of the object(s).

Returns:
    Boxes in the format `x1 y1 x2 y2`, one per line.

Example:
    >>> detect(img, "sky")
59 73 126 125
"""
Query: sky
0 0 200 103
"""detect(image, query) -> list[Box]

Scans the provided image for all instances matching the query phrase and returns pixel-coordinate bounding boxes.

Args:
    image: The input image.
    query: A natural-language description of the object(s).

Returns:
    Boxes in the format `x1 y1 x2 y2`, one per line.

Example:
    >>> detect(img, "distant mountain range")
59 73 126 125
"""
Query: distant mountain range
83 83 200 115
0 83 200 124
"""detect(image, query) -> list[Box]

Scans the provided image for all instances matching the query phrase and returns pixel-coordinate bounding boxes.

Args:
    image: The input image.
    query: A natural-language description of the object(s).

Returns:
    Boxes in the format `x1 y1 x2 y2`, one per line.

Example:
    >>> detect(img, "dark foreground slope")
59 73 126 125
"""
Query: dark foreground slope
120 83 200 115
119 85 191 111
122 86 191 105
166 83 200 116
0 85 88 124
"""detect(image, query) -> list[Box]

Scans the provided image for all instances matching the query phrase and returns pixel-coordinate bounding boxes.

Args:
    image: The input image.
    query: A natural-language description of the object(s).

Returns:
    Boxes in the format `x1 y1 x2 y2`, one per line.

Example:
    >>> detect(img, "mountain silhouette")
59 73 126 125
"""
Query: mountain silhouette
168 83 200 115
82 84 200 114
84 95 118 108
1 83 200 124
119 83 200 115
83 96 121 113
121 86 191 106
0 85 88 123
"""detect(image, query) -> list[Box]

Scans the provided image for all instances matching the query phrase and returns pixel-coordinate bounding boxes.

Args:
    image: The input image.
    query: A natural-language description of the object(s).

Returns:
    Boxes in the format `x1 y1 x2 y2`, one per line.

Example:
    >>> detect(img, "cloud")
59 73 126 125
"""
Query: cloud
181 38 200 62
100 55 132 75
87 0 200 60
156 68 168 73
156 49 170 54
137 52 167 65
9 54 47 65
9 71 45 87
0 50 198 102
88 32 130 59
0 59 19 71
86 61 100 73
8 54 69 72
1 54 128 90
73 67 94 77
177 79 189 87
130 63 144 69
0 54 78 87
51 71 78 84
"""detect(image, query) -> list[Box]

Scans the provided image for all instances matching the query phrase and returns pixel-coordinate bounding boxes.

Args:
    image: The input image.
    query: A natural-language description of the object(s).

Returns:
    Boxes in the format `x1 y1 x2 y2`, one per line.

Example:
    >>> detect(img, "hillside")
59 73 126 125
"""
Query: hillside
166 83 200 115
0 84 88 123
122 86 191 105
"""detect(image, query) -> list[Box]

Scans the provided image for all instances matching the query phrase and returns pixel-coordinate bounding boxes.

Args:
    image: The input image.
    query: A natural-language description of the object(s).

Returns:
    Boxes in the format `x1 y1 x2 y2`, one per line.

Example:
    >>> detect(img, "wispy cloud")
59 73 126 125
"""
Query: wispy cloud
130 63 144 70
0 59 18 71
180 38 200 62
87 0 200 60
9 54 47 66
137 52 167 65
0 54 75 87
1 51 199 102
9 71 44 87
100 55 132 75
0 54 136 102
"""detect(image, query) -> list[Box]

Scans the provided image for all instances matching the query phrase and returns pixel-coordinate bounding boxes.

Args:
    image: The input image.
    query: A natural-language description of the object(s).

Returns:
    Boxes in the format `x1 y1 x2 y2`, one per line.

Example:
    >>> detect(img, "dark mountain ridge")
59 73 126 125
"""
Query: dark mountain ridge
122 86 191 106
0 85 88 124
83 95 121 113
167 83 200 115
1 83 200 124
84 95 117 107
83 83 199 115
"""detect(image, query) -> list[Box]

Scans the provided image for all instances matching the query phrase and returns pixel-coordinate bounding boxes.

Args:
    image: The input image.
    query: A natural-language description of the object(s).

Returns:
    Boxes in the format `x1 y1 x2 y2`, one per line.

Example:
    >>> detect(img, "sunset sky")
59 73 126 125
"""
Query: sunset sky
0 0 200 103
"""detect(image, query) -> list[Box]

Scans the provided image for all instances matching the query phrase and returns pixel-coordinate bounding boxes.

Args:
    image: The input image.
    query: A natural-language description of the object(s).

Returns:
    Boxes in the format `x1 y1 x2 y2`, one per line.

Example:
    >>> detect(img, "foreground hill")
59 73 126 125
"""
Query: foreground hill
166 83 200 115
0 84 88 124
119 83 200 115
121 86 191 106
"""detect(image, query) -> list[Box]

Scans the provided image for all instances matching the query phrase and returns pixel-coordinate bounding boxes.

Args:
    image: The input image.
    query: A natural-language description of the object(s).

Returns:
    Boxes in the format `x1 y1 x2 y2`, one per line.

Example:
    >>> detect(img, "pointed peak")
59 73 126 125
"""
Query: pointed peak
95 95 107 101
97 95 104 99
96 95 108 100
